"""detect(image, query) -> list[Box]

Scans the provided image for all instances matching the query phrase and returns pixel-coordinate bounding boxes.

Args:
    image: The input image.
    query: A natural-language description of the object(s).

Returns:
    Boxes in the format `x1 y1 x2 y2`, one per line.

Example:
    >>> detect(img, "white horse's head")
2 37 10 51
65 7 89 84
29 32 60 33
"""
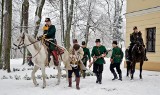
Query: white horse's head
14 32 39 50
13 32 26 49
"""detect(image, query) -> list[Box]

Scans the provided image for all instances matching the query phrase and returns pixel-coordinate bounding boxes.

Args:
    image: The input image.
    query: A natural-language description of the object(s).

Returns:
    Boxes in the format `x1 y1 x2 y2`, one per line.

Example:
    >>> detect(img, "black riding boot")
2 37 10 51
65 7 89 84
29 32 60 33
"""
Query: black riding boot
95 73 99 83
83 70 86 79
99 73 102 84
112 72 118 80
118 73 122 81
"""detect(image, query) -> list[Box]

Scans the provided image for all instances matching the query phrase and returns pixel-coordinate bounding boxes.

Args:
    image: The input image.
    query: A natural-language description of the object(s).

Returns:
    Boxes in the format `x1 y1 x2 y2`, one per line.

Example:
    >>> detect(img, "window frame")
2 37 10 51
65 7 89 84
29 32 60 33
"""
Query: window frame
146 27 156 52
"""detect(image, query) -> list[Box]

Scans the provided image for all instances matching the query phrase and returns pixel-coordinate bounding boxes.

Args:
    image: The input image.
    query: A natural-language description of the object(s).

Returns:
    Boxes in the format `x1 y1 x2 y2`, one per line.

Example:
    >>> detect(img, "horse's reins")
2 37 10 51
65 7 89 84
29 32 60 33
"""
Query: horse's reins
44 39 65 60
44 39 65 49
13 34 42 59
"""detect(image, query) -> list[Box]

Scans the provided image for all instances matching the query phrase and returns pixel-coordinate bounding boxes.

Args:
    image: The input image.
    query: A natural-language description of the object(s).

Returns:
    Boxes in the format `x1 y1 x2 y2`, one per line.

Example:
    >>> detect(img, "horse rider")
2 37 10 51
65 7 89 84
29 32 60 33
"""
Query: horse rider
41 18 59 66
68 39 85 90
81 41 91 78
89 39 107 84
128 26 147 61
110 41 124 81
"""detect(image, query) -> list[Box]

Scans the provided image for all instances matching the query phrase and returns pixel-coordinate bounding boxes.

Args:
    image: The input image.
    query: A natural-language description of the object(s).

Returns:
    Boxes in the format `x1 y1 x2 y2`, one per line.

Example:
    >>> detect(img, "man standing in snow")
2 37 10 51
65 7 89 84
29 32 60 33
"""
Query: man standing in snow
89 39 107 84
81 41 91 78
68 39 85 90
110 41 123 81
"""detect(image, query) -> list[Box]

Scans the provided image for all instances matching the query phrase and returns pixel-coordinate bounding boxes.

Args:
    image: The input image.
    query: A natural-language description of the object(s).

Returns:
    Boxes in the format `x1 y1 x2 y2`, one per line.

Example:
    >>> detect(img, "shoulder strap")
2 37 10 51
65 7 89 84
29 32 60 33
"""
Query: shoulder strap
96 46 101 56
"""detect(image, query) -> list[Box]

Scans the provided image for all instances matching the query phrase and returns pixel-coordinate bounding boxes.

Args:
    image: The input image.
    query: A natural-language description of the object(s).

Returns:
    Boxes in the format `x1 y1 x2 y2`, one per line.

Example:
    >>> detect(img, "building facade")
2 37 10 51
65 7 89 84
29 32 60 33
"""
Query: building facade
125 0 160 71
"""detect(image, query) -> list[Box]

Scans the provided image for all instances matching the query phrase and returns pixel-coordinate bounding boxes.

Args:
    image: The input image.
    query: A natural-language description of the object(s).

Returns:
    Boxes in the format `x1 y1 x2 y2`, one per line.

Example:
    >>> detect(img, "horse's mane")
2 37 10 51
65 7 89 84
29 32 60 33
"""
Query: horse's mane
27 35 40 50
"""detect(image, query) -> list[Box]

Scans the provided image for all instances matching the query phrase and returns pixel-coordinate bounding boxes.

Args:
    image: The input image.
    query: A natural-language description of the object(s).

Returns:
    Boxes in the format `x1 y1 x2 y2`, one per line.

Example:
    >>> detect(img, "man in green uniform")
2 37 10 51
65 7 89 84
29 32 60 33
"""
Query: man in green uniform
43 18 58 66
81 41 91 78
89 39 107 84
110 41 123 81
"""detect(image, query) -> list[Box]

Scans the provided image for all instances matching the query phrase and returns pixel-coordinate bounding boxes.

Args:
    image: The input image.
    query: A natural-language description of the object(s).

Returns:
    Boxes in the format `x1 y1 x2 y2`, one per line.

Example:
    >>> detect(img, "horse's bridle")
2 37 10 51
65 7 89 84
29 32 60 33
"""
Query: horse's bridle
13 33 25 49
13 33 42 58
13 33 39 49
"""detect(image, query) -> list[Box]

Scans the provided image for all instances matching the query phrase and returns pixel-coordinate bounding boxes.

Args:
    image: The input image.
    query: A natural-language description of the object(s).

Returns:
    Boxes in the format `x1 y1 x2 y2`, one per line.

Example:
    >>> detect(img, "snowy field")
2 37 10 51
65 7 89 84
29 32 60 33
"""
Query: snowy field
0 58 160 95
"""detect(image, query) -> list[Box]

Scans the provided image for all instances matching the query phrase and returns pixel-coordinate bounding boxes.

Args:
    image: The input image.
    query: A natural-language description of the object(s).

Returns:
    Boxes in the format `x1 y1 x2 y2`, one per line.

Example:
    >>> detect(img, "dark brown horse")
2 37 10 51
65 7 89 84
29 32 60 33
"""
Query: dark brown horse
130 42 145 80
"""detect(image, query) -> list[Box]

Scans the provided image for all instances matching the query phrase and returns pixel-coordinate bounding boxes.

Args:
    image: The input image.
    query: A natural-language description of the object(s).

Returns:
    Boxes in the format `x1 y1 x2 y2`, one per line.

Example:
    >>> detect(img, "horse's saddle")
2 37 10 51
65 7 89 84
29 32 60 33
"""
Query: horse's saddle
56 46 64 55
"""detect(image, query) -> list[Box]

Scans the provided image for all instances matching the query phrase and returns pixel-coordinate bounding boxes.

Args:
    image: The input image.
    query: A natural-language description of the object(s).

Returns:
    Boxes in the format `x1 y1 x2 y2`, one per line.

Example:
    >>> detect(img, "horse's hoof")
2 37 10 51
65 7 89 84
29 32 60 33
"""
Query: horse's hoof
56 82 60 85
139 75 142 79
34 83 39 87
42 86 46 89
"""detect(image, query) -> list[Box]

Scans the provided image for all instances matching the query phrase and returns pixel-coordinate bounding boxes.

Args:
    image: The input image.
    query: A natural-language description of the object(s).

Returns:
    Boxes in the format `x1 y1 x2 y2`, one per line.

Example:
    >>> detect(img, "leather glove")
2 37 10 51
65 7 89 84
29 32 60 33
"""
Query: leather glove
42 34 46 39
37 36 42 41
110 59 113 63
101 54 106 57
88 63 92 68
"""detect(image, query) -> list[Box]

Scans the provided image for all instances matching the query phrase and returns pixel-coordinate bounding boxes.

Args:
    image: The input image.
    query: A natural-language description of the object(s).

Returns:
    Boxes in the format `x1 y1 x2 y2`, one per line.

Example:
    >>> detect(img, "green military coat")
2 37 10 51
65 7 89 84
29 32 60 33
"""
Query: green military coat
82 47 91 66
46 25 56 51
91 45 107 64
111 46 124 63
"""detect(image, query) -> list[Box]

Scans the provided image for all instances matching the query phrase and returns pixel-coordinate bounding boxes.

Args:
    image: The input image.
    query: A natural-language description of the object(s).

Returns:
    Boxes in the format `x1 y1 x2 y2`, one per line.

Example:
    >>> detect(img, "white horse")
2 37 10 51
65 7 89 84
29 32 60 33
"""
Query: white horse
14 32 71 88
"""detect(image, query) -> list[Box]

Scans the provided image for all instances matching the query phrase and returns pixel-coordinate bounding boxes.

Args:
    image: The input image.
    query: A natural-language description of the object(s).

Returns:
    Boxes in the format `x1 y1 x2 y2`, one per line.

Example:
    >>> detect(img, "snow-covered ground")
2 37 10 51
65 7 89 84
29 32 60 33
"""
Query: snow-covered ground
0 58 160 95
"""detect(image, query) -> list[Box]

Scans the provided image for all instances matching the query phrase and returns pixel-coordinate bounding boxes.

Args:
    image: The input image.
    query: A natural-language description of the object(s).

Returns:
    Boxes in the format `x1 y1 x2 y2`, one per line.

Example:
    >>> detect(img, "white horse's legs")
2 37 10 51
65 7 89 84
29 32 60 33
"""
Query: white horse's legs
41 67 46 88
63 62 69 81
32 65 39 86
57 64 61 85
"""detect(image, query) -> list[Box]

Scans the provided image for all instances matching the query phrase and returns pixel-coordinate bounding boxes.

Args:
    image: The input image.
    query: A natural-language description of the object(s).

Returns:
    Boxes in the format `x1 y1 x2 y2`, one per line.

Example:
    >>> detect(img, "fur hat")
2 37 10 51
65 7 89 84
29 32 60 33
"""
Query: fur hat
73 39 78 43
112 41 118 45
95 39 100 42
73 44 80 51
82 41 86 45
45 18 51 22
133 26 138 30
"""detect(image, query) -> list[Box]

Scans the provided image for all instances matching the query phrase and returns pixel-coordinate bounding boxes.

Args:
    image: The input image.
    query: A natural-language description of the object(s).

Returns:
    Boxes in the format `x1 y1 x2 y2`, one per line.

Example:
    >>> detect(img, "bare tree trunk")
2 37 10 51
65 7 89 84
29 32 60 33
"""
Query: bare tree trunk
0 0 4 69
3 0 12 72
22 0 29 65
34 0 45 38
60 0 65 46
85 1 92 46
85 20 90 46
20 1 24 63
65 0 68 26
64 0 74 50
105 0 112 38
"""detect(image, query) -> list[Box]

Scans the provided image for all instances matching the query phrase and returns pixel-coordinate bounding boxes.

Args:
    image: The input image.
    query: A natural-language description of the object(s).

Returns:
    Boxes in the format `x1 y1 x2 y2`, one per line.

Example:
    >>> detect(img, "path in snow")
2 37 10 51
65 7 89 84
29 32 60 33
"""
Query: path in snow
0 58 160 95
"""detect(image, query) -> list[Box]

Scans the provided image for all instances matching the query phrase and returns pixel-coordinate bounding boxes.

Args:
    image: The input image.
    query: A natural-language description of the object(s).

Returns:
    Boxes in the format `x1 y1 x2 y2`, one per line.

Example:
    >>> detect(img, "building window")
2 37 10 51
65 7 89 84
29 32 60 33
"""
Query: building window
146 27 156 52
